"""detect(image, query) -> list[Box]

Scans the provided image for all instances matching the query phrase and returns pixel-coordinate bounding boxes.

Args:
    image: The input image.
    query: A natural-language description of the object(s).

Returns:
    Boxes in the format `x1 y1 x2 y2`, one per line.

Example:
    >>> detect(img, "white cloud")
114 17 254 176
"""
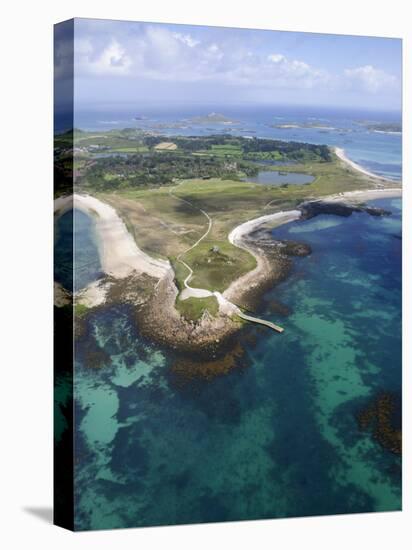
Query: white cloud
205 43 224 61
72 24 398 100
172 32 200 48
268 53 286 63
145 26 181 60
95 40 132 75
75 39 132 76
344 65 398 93
263 53 329 89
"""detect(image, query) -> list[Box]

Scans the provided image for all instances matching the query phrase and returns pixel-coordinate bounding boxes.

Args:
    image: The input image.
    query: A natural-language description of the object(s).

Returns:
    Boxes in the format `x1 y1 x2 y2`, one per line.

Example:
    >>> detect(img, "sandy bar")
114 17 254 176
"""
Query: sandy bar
229 210 302 246
373 130 402 135
327 187 402 204
224 185 401 304
75 194 171 279
55 193 171 280
334 147 396 182
54 182 401 315
224 210 301 303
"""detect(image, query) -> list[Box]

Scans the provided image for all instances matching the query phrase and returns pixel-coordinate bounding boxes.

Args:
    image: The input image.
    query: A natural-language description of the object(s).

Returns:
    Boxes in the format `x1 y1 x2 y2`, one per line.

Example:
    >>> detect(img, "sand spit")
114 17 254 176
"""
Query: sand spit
229 210 302 246
54 193 171 308
327 188 402 204
55 194 171 280
223 186 401 305
224 210 301 304
75 194 171 279
334 147 397 183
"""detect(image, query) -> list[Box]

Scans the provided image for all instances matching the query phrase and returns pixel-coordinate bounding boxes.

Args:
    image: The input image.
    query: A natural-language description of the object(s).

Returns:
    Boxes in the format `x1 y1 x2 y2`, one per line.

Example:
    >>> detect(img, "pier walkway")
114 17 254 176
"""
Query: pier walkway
236 311 284 333
214 291 284 334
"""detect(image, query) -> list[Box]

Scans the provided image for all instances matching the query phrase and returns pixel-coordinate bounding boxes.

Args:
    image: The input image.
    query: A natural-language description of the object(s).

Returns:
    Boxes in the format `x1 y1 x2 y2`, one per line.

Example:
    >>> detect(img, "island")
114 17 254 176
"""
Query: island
356 121 402 134
188 112 239 124
271 122 337 130
54 129 402 354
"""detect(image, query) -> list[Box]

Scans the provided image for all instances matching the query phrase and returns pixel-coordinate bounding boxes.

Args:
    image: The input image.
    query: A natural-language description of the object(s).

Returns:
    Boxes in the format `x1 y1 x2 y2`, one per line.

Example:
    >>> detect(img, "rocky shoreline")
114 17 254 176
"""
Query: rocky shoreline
299 199 391 220
224 233 311 311
134 270 241 357
145 241 311 351
66 189 399 357
130 197 392 352
71 234 307 357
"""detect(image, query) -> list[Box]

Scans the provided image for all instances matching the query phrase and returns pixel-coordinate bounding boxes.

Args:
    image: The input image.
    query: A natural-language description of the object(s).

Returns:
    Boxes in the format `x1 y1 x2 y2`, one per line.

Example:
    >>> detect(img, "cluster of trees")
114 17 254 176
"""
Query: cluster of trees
77 134 331 191
143 134 331 162
81 153 257 191
241 137 331 161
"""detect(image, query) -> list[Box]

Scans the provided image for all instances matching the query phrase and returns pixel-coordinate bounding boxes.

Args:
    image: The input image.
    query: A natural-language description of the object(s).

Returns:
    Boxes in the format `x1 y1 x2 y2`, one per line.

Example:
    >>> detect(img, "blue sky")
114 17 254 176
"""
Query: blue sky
58 18 402 111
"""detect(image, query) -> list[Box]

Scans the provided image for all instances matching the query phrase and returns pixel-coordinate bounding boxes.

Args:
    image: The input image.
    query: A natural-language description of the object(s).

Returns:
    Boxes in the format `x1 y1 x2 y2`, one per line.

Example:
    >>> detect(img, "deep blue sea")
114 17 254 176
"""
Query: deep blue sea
73 105 402 181
66 197 401 530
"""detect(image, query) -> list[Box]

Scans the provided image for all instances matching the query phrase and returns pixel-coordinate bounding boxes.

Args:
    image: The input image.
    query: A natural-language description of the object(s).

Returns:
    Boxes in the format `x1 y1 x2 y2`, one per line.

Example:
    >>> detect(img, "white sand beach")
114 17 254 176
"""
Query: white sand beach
228 210 302 247
75 194 171 280
224 210 302 303
373 130 402 135
55 193 171 280
328 187 402 204
54 187 401 312
334 147 395 182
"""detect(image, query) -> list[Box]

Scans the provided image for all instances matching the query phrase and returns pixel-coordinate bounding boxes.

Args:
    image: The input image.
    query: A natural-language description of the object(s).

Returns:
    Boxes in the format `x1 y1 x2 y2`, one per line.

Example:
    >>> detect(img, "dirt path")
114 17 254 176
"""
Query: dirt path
168 182 214 300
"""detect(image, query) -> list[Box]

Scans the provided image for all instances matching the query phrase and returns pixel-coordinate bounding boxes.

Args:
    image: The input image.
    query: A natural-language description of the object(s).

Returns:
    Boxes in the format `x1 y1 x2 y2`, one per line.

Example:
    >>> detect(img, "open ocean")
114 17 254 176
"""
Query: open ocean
55 106 402 529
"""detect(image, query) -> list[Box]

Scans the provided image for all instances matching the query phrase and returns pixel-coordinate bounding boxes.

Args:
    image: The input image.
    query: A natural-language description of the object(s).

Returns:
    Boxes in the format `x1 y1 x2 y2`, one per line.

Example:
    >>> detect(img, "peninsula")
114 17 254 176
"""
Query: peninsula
54 130 402 351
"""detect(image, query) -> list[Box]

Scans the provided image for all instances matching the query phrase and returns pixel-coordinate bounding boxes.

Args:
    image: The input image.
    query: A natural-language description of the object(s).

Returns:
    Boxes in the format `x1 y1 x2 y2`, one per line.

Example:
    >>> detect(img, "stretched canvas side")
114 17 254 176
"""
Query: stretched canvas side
54 19 75 532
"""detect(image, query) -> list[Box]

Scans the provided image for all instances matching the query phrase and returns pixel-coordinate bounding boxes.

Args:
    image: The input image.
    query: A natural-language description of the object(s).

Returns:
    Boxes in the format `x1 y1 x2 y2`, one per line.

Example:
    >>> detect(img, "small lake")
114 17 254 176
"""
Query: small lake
242 170 314 186
54 208 102 292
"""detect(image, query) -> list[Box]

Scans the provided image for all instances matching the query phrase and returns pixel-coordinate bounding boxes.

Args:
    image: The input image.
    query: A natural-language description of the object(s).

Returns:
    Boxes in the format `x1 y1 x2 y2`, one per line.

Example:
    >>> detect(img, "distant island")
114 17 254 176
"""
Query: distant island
356 121 402 134
271 122 336 130
188 112 239 124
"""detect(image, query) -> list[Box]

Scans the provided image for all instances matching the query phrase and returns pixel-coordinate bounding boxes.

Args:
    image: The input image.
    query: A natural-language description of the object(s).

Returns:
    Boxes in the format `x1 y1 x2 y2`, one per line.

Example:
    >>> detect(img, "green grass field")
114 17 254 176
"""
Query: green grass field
64 129 399 320
98 153 380 310
183 240 256 292
175 295 219 321
210 144 243 156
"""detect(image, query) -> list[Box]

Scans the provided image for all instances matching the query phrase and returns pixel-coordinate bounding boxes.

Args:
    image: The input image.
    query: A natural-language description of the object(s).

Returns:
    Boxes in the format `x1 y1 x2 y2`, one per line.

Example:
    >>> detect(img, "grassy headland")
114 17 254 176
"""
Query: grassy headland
55 129 400 321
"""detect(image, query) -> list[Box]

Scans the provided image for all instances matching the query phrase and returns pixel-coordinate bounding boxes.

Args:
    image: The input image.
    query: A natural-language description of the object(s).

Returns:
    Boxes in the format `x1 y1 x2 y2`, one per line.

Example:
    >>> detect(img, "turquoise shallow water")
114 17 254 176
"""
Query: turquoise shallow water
54 208 102 292
69 198 401 530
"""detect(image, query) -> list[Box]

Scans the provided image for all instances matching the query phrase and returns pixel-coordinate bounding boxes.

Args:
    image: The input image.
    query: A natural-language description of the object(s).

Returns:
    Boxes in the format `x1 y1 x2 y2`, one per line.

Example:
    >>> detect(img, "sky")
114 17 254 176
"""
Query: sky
55 18 402 112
